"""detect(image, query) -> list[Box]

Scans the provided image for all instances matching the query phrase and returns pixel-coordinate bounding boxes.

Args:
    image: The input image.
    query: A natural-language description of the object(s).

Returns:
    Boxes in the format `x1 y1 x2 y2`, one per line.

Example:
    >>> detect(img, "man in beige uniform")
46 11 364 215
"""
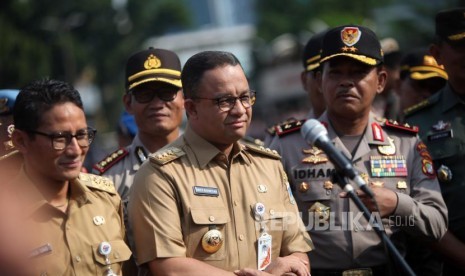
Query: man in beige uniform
129 51 313 276
271 25 448 276
93 47 184 201
7 79 130 275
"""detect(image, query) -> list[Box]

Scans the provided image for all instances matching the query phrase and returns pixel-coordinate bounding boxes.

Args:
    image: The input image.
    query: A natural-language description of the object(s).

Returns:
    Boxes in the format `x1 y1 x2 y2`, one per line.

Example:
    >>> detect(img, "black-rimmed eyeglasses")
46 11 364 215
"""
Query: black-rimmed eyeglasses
28 127 97 150
130 87 179 103
192 90 256 112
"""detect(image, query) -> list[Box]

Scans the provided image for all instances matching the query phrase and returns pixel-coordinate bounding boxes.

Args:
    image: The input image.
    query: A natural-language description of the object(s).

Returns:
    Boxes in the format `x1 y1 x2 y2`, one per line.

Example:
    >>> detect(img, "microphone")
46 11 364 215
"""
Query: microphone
301 119 374 198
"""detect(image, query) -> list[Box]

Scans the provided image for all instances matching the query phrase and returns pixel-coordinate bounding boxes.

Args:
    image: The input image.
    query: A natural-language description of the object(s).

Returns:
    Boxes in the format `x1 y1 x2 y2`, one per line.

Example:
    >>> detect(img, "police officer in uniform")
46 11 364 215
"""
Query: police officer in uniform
128 51 313 276
6 79 131 275
405 7 465 275
92 48 184 201
270 25 447 276
264 31 327 146
0 89 22 181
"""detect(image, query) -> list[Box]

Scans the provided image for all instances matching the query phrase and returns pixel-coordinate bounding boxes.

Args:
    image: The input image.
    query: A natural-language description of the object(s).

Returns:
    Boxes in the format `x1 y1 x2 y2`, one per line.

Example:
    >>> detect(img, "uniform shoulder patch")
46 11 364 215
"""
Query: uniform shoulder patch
92 148 129 175
266 118 299 136
149 147 185 166
78 173 116 194
276 119 306 137
244 143 281 159
383 119 418 135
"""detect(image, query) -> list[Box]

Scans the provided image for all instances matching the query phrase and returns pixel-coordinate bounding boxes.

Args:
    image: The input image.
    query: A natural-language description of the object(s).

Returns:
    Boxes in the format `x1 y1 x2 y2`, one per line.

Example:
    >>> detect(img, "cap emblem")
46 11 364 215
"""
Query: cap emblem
144 54 161 70
341 27 361 46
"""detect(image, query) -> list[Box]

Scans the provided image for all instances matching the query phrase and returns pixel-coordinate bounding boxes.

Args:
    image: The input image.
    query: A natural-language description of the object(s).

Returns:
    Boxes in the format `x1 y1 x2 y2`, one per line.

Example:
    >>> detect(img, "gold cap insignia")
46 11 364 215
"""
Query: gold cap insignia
341 27 361 46
144 54 161 69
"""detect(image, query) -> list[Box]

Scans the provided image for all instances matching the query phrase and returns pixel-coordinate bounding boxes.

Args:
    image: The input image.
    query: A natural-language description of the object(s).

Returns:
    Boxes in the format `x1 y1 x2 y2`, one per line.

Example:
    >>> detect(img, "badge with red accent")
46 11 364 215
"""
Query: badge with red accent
422 159 435 177
341 27 361 46
372 122 384 142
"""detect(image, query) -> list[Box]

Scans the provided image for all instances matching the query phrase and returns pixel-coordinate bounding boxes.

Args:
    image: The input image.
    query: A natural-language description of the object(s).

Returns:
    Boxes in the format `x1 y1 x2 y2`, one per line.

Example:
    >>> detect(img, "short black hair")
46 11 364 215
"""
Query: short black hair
13 78 83 132
181 51 242 98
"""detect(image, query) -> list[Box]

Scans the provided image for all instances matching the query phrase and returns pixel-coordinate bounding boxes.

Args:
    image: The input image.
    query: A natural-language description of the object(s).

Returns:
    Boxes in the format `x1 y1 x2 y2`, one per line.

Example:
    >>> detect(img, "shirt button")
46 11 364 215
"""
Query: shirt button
209 216 215 222
233 201 238 206
75 256 81 262
239 234 244 241
269 209 275 215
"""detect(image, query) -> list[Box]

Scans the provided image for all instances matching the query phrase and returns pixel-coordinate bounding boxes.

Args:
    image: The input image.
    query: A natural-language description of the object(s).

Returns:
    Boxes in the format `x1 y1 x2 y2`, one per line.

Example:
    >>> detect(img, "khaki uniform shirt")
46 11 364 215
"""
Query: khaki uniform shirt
9 169 131 275
93 135 149 201
269 112 447 269
128 126 313 273
405 84 465 240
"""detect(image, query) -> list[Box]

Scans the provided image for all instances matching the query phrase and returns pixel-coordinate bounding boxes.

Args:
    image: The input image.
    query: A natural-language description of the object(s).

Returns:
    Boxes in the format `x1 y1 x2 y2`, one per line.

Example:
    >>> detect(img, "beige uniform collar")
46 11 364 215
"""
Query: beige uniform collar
183 125 249 169
12 167 92 215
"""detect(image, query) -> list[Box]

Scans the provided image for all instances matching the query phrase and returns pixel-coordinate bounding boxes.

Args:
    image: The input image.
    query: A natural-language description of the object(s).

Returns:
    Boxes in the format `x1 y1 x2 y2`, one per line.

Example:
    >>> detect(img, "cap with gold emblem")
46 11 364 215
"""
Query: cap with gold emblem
435 7 465 43
400 49 448 81
125 47 182 91
320 25 383 66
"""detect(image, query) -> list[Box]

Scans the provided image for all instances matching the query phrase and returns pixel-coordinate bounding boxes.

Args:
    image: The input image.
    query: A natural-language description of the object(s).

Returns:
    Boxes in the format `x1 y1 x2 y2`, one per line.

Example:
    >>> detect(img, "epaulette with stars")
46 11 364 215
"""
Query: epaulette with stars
92 148 129 175
266 118 299 137
275 119 306 137
78 173 116 194
244 143 281 159
382 119 419 135
150 147 185 166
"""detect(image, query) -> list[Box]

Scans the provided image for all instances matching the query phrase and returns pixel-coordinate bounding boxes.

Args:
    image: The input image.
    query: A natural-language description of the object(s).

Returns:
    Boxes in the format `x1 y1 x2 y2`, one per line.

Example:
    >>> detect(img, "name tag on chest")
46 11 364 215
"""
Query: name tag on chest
193 186 219 197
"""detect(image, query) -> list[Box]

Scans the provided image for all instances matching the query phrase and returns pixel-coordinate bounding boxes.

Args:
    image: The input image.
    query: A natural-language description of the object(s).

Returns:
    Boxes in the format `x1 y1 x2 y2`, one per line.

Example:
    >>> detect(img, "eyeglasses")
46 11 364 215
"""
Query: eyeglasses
28 127 97 150
130 87 179 103
193 90 256 112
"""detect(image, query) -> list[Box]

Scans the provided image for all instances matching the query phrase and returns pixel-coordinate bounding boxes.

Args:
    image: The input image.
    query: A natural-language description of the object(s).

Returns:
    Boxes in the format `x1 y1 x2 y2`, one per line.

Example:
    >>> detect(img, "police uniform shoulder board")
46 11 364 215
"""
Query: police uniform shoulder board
92 148 129 175
244 143 281 159
403 93 439 117
150 147 185 166
78 173 116 194
382 119 419 135
275 119 306 138
266 118 299 137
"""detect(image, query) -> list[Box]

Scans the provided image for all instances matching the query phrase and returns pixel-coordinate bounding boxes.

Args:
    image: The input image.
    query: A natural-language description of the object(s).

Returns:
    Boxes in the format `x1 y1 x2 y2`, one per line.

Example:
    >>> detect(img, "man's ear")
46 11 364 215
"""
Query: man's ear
376 69 388 94
184 99 198 119
123 93 133 114
11 129 29 154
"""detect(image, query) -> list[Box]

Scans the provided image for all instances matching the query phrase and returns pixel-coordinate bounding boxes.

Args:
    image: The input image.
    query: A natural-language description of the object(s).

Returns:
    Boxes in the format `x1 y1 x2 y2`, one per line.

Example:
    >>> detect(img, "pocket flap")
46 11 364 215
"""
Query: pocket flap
92 240 132 265
190 207 230 225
